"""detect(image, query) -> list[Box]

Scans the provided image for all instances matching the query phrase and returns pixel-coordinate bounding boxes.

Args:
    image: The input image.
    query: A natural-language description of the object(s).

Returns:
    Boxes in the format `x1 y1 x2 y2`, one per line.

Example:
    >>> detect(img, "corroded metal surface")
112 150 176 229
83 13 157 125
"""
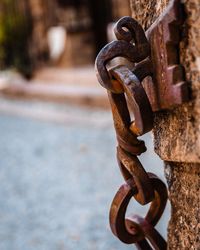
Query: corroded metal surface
95 16 168 249
144 0 189 111
110 64 153 135
95 16 150 94
109 176 167 246
95 1 189 247
95 0 189 111
107 91 147 155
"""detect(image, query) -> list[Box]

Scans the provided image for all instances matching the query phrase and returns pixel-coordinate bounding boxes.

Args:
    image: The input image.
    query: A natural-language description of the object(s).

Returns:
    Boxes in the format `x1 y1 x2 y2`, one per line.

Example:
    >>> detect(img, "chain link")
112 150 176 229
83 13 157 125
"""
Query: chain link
95 16 168 249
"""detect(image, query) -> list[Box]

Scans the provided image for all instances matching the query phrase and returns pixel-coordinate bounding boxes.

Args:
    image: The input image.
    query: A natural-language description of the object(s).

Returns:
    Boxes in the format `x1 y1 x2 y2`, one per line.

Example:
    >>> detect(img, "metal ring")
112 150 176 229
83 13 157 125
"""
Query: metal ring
95 16 150 94
108 91 147 155
127 215 167 249
117 146 154 205
109 174 168 244
109 65 153 136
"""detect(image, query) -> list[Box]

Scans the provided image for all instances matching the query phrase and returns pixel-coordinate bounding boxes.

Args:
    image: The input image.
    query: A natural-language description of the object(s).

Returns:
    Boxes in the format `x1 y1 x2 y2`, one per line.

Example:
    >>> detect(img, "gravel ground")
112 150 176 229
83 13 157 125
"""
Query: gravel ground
0 97 170 250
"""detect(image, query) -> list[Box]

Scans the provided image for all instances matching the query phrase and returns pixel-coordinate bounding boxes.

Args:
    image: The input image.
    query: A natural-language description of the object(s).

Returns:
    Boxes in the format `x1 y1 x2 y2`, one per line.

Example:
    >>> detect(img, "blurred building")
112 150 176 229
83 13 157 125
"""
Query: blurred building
0 0 131 75
112 0 131 20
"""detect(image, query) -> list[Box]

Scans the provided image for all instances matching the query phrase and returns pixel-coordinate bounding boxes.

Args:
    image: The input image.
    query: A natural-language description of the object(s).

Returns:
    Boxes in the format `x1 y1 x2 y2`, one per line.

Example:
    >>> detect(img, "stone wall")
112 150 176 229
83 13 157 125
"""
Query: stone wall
130 0 200 249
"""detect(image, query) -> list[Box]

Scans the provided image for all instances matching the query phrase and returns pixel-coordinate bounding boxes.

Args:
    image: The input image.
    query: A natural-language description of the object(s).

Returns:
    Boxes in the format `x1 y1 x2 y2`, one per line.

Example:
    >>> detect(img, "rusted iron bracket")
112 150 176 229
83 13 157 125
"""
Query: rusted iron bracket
144 0 188 111
94 1 189 248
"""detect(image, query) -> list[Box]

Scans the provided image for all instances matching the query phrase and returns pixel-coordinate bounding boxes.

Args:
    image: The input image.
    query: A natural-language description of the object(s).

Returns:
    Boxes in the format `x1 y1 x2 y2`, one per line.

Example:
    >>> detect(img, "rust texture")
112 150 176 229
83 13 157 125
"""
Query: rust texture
110 64 153 135
131 0 200 249
145 0 188 111
96 1 189 112
95 16 150 93
95 16 168 249
109 175 167 247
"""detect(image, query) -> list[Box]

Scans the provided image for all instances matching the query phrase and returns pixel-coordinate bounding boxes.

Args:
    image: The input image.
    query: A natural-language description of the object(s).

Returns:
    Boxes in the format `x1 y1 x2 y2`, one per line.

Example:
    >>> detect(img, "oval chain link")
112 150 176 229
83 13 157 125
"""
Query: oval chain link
95 16 168 249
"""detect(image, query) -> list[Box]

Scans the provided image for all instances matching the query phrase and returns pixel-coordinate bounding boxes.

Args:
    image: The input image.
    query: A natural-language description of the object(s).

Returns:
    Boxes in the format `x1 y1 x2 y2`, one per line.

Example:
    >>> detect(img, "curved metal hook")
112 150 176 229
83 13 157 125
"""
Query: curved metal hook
114 16 148 43
95 16 150 93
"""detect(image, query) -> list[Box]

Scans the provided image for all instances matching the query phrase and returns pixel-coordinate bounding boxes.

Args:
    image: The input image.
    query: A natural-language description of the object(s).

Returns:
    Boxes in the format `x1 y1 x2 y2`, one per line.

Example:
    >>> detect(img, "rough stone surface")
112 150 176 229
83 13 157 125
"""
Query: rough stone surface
130 0 200 249
165 162 200 250
131 0 200 163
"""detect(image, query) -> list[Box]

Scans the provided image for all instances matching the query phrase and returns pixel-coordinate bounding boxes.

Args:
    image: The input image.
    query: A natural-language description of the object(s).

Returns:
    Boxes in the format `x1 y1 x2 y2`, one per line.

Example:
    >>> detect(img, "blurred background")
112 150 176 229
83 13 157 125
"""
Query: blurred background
0 1 170 249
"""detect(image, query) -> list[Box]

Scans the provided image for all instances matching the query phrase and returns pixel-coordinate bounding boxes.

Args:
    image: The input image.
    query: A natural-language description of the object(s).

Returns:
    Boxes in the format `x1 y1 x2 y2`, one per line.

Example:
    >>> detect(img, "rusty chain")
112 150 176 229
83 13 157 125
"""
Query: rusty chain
95 16 168 249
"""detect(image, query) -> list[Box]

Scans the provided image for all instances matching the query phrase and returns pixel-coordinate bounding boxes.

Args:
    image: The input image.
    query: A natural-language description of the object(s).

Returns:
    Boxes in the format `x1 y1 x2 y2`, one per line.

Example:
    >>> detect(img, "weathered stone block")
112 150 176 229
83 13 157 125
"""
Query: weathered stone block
130 0 200 248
